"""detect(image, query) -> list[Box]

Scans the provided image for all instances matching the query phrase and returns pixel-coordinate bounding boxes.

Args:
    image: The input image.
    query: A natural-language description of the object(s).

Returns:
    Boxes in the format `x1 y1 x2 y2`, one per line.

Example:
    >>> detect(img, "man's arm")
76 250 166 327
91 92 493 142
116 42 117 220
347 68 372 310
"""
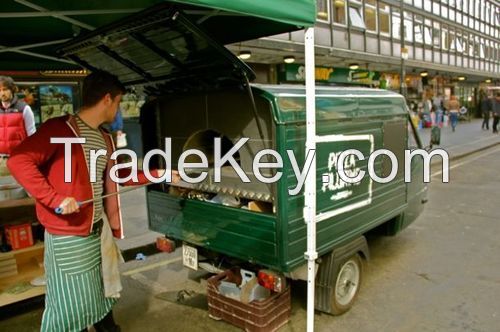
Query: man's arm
7 119 66 209
23 105 36 136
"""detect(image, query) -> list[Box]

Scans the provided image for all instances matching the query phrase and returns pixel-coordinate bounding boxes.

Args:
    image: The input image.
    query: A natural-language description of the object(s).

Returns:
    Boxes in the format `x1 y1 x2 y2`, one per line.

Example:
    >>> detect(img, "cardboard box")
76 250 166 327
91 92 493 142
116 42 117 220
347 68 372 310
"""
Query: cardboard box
5 223 34 250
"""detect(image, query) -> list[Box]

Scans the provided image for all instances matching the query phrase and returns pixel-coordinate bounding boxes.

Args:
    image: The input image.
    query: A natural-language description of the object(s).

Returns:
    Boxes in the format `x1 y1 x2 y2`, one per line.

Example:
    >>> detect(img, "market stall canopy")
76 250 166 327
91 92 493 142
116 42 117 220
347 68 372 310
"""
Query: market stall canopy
0 0 315 70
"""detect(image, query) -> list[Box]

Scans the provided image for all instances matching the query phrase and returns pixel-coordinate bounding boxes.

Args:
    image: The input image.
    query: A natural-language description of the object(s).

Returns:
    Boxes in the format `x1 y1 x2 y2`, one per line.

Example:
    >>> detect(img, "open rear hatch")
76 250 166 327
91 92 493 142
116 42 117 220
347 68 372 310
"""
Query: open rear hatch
57 2 256 94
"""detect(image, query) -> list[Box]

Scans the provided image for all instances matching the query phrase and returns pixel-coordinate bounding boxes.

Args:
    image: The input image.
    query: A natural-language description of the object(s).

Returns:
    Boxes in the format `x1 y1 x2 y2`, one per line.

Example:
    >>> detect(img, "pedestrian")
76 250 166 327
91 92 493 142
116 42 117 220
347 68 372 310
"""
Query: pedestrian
7 70 178 332
446 95 460 132
433 94 444 128
480 91 491 130
493 92 500 134
0 76 36 175
110 107 126 147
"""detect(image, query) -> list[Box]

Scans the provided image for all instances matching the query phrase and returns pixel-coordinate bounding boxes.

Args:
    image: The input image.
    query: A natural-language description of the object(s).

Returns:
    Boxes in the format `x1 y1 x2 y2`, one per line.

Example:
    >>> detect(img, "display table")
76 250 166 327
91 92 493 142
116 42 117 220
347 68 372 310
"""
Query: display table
0 197 45 307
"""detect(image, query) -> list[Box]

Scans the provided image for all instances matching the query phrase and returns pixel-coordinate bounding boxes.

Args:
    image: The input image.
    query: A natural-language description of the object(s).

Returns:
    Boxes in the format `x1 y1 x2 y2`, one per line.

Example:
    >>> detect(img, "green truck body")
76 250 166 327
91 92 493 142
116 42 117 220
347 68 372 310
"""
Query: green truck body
145 85 427 273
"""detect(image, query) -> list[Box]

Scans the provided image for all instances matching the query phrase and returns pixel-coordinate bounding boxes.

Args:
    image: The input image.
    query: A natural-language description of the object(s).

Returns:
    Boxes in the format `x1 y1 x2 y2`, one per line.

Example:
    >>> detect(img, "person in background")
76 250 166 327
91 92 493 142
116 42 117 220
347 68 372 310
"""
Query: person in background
492 92 500 134
480 91 492 130
110 107 124 144
0 76 36 176
446 95 460 132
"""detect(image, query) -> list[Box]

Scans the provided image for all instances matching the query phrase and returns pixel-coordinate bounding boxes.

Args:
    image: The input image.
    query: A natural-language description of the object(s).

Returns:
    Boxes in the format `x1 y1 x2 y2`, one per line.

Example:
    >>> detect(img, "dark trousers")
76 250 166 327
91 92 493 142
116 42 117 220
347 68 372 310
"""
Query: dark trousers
482 113 490 129
493 115 500 133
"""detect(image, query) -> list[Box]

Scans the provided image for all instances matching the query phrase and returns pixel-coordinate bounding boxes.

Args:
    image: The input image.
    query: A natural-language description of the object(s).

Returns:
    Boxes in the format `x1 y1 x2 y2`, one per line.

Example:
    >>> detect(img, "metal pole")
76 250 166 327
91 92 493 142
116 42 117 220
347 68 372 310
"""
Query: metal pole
304 27 317 332
400 0 407 99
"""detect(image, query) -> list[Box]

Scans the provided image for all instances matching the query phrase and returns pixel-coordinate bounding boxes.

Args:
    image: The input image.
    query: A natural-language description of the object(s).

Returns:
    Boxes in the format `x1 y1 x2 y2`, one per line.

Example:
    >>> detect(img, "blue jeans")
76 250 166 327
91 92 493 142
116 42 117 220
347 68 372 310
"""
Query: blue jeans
450 112 458 130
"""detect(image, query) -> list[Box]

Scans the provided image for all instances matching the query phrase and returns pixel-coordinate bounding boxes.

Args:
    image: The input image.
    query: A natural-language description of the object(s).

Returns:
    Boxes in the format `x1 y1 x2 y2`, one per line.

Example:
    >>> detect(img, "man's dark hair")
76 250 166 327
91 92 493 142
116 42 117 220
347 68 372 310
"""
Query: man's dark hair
0 76 17 93
82 70 126 108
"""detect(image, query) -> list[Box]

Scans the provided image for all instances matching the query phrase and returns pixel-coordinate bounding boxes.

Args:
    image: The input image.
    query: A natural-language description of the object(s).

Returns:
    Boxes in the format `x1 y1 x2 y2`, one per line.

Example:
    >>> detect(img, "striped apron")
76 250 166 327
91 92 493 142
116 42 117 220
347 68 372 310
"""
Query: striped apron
41 231 116 332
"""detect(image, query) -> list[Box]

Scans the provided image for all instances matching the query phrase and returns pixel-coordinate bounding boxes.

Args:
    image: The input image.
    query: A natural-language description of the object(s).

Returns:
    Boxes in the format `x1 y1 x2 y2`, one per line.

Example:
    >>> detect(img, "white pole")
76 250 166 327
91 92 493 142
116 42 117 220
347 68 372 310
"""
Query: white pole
304 27 317 332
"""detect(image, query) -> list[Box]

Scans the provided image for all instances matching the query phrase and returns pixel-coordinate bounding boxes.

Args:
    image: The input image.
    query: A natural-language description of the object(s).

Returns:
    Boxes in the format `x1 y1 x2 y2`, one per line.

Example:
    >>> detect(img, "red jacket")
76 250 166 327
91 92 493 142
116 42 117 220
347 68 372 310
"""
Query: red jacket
7 115 157 238
0 97 27 155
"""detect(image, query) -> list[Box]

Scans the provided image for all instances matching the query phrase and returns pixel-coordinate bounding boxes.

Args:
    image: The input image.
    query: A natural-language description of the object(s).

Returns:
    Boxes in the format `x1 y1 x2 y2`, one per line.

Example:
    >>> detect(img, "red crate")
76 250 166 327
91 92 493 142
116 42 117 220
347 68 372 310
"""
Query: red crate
4 223 34 250
207 270 291 332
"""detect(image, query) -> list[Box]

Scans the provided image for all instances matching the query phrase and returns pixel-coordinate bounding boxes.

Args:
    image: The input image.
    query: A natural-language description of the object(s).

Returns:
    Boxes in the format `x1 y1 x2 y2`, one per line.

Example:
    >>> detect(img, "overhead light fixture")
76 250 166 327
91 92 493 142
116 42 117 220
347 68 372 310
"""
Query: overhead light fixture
485 79 491 83
238 51 252 60
349 63 359 70
420 71 428 77
283 55 295 64
458 76 466 81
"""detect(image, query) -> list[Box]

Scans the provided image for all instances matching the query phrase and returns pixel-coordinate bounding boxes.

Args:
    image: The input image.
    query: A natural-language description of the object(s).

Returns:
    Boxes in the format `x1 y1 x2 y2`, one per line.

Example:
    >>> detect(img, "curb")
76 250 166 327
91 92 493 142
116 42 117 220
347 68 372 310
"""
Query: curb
431 141 500 166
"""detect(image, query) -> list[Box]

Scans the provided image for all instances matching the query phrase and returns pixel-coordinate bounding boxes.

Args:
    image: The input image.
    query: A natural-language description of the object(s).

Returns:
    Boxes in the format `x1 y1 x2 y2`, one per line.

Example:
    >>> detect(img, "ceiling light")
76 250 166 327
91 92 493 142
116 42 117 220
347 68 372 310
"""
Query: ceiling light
485 79 491 83
349 63 359 70
284 55 295 64
458 76 466 81
420 71 428 77
238 51 251 60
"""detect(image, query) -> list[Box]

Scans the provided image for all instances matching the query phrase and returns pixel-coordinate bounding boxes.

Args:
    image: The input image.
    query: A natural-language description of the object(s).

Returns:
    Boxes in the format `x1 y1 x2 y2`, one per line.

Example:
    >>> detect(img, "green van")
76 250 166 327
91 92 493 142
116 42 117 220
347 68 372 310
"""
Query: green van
59 3 427 314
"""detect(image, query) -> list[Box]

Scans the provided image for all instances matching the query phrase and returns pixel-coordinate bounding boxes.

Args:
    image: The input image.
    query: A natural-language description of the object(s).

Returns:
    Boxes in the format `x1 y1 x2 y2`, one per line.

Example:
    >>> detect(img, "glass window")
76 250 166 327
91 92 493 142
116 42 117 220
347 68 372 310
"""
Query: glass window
434 2 441 14
414 16 423 43
349 6 366 29
404 11 413 42
463 15 468 26
480 0 485 20
480 22 485 33
457 0 462 11
379 3 390 35
433 22 441 47
424 0 432 12
441 5 448 18
474 36 480 57
456 34 464 52
414 0 423 8
469 0 474 15
392 9 401 39
496 7 500 26
457 12 462 24
404 0 412 4
480 38 485 58
441 27 448 50
316 0 330 21
475 1 480 18
333 0 346 24
462 0 468 12
424 26 432 45
462 35 468 55
469 18 474 29
485 3 490 23
468 35 474 56
364 1 377 31
449 9 455 21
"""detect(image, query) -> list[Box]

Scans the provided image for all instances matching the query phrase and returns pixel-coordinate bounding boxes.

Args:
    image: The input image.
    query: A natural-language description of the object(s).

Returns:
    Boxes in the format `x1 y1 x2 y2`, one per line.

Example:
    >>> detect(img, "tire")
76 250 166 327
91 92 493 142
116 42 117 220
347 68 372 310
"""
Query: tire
330 253 363 315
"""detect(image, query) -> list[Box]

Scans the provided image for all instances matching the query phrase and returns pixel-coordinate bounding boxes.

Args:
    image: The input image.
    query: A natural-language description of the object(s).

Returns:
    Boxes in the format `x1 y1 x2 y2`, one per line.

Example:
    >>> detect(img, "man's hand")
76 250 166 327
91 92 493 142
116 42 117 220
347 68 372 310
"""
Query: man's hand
58 197 80 215
157 169 181 184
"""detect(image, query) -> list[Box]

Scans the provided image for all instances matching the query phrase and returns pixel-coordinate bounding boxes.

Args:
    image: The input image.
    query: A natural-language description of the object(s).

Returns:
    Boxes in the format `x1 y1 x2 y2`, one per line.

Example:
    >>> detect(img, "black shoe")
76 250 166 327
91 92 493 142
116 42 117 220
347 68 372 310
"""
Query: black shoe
94 311 121 332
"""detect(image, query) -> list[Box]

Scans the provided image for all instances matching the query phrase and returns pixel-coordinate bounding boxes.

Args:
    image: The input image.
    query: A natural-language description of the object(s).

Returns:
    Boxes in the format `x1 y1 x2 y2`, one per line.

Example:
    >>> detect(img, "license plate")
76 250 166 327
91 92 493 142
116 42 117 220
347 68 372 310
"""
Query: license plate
182 244 198 270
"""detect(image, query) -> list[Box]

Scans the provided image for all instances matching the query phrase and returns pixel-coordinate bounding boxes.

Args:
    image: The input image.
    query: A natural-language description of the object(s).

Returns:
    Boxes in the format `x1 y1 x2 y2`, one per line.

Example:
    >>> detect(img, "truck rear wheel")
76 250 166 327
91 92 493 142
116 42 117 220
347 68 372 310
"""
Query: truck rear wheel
315 237 369 315
330 254 363 315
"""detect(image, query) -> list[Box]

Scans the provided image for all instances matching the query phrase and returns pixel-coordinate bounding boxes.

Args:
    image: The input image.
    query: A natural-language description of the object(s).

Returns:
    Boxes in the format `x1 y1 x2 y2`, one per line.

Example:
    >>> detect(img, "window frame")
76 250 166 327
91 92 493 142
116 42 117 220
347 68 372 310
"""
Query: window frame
316 0 331 23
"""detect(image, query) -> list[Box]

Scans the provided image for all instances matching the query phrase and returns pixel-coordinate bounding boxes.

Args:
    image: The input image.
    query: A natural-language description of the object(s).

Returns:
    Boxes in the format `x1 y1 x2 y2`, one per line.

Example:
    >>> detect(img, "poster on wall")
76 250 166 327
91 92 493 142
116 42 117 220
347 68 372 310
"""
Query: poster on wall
39 85 74 122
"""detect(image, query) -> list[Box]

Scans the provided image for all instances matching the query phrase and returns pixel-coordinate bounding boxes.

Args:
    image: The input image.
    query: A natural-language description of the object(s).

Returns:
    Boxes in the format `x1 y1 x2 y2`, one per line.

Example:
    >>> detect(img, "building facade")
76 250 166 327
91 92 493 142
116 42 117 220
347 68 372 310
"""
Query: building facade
231 0 500 112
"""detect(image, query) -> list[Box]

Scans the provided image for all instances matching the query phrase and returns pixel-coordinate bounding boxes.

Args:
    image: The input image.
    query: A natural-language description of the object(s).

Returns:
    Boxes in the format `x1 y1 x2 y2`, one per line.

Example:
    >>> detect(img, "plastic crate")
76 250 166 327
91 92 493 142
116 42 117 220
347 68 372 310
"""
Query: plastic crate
207 270 291 332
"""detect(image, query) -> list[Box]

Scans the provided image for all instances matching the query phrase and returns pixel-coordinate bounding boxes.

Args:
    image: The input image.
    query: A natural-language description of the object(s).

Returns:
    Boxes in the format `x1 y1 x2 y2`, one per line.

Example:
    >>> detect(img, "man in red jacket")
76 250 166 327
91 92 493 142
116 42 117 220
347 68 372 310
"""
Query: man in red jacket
8 70 176 332
0 75 36 175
